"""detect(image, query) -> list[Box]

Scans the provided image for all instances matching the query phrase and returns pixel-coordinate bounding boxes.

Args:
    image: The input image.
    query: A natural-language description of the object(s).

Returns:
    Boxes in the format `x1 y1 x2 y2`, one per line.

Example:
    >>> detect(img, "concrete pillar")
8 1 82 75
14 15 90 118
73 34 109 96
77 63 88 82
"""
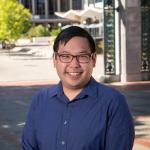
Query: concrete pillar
57 0 60 11
70 0 72 9
115 0 120 76
45 0 49 18
81 0 84 9
93 0 95 7
119 0 141 82
32 0 36 15
84 0 89 9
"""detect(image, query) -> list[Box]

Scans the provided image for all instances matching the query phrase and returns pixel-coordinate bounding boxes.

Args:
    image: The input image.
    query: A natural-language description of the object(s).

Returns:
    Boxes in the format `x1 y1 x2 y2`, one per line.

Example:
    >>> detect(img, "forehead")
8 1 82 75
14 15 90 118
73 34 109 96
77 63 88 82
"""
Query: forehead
58 37 91 53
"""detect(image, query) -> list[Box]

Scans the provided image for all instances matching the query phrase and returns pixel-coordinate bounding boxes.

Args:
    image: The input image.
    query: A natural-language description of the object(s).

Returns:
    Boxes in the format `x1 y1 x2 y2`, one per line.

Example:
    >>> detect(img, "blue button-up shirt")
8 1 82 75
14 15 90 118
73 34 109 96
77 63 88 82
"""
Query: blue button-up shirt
22 77 135 150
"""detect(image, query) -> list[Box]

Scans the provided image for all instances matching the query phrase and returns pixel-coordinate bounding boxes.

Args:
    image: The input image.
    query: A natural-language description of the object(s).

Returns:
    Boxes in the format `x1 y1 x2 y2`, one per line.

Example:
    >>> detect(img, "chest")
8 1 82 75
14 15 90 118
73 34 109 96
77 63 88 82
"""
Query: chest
35 98 107 149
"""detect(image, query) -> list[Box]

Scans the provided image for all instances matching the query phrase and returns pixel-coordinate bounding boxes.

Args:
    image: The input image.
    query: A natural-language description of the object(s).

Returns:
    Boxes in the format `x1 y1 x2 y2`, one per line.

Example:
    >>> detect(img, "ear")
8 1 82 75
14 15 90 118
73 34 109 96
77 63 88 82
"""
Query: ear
53 53 56 68
92 53 97 67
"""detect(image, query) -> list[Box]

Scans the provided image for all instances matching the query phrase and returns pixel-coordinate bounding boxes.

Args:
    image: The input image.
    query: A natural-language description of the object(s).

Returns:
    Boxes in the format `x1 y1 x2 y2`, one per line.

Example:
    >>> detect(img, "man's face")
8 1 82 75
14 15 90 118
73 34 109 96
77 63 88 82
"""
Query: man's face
53 36 96 90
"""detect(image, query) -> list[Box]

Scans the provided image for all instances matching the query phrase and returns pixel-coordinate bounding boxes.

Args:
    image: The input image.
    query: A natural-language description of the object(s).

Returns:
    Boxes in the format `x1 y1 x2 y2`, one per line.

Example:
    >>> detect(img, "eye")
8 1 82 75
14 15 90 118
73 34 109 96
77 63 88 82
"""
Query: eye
60 54 71 59
79 54 89 59
78 54 91 63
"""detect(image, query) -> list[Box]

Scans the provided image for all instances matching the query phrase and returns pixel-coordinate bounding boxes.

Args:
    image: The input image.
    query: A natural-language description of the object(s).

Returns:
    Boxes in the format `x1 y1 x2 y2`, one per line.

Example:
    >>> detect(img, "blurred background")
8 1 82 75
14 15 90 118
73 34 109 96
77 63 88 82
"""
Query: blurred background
0 0 150 149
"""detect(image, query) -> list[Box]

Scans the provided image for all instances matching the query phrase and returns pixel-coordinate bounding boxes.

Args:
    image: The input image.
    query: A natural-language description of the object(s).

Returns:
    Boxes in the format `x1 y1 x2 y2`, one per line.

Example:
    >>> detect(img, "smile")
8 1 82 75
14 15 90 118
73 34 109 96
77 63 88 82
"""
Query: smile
68 72 82 76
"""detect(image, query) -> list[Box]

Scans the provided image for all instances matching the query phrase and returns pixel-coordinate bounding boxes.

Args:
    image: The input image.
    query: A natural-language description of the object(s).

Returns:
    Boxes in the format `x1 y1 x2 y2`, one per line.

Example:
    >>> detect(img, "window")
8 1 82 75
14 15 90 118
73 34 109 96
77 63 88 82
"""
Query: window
49 0 57 15
60 0 69 12
96 0 102 2
22 0 32 12
72 0 82 9
35 0 45 16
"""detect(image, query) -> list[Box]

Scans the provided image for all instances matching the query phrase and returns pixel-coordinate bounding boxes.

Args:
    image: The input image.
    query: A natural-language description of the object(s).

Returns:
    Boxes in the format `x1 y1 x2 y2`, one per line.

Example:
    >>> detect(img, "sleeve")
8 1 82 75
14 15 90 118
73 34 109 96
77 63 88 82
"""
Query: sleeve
105 94 135 150
21 94 39 150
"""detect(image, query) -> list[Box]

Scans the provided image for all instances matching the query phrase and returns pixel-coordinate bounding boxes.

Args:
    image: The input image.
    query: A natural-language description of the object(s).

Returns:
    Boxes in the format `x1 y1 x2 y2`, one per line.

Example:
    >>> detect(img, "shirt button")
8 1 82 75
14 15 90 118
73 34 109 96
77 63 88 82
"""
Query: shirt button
61 141 65 145
64 120 67 125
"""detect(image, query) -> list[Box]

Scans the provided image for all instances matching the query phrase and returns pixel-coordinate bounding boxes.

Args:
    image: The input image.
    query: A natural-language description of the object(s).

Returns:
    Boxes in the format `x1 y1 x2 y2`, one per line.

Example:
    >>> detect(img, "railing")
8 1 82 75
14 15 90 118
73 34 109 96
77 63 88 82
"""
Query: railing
141 1 150 72
103 0 116 75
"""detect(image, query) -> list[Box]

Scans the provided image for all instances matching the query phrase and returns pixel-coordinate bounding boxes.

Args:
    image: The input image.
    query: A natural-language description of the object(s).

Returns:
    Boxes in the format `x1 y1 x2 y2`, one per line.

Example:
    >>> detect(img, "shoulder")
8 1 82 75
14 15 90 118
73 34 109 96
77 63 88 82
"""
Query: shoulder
96 82 126 106
96 82 132 120
31 84 58 106
98 83 123 97
89 78 125 102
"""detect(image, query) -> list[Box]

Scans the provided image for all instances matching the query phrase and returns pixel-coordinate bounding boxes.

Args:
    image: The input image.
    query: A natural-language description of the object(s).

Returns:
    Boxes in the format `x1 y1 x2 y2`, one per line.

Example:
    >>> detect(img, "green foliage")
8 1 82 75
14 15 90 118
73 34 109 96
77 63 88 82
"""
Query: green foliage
50 28 61 37
50 24 61 37
27 25 50 37
95 39 104 54
27 24 61 38
0 0 32 40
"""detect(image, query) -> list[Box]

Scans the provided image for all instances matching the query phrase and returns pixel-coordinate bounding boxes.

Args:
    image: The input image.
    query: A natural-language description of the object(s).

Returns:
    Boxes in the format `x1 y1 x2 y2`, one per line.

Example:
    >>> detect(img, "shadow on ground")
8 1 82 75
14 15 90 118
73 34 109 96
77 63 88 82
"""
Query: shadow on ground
0 85 49 150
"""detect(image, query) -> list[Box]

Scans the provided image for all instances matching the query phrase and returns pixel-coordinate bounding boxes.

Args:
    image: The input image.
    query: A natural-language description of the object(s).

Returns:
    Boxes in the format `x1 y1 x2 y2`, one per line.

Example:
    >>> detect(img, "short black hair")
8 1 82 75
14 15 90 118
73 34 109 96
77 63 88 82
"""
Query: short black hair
53 26 96 53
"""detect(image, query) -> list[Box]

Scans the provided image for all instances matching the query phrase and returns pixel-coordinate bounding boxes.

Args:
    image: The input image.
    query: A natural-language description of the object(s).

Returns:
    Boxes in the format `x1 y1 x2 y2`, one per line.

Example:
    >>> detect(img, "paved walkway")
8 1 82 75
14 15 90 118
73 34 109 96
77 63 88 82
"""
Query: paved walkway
0 46 150 150
0 45 104 83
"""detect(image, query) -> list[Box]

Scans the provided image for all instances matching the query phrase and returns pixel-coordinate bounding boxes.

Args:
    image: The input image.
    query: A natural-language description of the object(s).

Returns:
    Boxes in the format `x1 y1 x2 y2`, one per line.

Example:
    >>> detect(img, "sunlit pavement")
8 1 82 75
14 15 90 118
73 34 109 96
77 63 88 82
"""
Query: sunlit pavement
0 45 103 83
0 46 150 150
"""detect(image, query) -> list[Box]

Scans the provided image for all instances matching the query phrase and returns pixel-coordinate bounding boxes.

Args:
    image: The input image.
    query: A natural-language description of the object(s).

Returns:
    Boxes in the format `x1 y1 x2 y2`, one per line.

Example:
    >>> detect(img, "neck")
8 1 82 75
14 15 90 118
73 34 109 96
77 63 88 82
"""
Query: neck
63 86 83 101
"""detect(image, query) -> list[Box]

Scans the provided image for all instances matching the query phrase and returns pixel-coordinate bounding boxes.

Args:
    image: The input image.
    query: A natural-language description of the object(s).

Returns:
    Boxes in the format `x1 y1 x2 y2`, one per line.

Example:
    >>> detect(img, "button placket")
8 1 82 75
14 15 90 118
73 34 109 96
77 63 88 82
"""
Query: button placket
64 120 67 125
59 103 70 149
61 140 65 145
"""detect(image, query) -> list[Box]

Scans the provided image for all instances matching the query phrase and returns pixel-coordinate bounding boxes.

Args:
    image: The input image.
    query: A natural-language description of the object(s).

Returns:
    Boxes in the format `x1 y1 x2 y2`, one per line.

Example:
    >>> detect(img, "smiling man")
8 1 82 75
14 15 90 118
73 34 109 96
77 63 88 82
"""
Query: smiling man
53 34 96 100
22 26 135 150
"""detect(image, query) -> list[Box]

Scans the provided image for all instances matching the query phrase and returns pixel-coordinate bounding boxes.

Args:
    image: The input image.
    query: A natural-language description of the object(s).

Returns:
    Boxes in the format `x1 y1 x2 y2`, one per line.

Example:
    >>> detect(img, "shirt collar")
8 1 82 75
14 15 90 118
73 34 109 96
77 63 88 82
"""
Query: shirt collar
48 77 98 100
48 81 63 98
77 77 98 99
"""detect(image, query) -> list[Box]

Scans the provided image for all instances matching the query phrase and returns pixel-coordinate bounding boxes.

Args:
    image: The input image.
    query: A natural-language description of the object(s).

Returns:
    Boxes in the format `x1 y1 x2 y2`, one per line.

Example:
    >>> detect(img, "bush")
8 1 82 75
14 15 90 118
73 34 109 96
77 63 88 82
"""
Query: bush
49 24 61 37
50 28 61 37
27 25 50 38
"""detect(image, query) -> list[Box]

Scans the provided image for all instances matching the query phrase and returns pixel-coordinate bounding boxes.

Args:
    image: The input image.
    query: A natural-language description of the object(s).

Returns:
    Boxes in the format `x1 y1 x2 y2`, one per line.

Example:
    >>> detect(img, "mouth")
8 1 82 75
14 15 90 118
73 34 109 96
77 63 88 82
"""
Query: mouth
68 72 81 75
67 72 82 79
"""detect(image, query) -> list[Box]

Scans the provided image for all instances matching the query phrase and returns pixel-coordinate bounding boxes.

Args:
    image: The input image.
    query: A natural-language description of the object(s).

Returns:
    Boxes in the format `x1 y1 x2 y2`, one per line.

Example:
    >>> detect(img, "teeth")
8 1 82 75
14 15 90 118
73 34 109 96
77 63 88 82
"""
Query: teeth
68 73 80 76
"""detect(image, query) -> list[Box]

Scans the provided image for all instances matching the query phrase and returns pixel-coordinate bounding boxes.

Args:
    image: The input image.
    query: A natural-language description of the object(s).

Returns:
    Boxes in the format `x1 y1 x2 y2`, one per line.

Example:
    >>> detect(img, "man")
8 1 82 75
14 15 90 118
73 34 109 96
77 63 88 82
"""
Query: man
22 26 135 150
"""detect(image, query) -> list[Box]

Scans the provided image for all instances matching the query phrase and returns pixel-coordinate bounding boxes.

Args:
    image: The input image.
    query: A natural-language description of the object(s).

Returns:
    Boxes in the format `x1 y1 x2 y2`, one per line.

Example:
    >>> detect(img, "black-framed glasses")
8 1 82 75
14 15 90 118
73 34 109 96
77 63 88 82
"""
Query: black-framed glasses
55 52 93 63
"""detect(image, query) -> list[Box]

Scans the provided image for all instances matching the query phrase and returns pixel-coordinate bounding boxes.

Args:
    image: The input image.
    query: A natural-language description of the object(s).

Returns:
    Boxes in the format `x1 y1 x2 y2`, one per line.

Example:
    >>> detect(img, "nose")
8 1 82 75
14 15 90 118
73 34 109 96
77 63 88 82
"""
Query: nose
70 56 80 67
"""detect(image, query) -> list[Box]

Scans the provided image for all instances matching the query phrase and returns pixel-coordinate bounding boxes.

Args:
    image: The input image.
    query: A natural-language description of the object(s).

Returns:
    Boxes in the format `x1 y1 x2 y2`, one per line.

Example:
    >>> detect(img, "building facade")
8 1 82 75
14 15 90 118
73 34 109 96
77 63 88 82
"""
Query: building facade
19 0 102 23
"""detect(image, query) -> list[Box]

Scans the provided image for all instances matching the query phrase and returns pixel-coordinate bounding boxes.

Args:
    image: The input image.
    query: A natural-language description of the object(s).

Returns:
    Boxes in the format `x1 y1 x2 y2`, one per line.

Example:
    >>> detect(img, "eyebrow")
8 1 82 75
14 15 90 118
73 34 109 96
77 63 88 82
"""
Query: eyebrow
59 50 91 54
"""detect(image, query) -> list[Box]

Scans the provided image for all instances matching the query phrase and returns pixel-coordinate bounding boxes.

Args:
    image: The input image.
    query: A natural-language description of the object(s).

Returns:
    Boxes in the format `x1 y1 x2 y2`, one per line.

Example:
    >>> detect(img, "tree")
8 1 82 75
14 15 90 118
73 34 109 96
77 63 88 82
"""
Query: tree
0 0 32 41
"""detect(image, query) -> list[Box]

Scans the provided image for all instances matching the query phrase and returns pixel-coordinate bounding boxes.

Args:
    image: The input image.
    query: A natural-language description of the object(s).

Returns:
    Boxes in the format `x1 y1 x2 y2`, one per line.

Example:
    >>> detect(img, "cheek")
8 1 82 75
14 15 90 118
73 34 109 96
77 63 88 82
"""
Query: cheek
82 64 93 73
55 62 67 74
53 58 64 69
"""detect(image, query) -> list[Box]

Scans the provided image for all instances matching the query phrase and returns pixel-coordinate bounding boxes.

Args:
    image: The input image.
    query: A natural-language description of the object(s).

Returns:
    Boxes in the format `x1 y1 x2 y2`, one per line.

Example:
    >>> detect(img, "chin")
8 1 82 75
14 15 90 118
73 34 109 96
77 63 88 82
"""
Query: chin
68 80 88 89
